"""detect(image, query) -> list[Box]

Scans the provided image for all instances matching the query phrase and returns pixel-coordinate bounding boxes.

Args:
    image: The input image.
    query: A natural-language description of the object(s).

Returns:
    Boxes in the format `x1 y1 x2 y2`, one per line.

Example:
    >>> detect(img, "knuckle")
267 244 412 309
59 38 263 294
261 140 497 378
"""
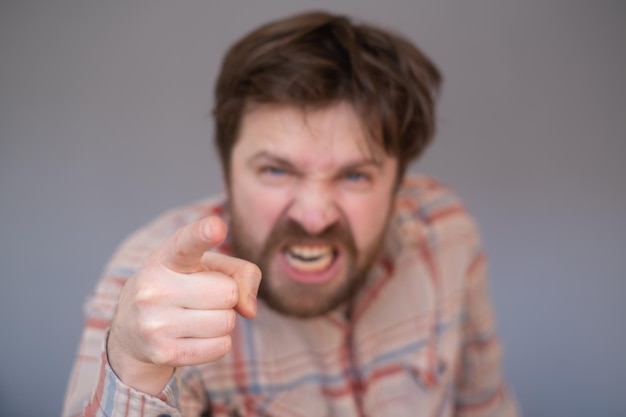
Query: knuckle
214 335 232 359
173 244 189 260
241 262 262 280
151 344 176 365
222 310 237 333
137 317 165 338
135 286 158 305
171 230 189 259
223 280 239 308
172 345 195 366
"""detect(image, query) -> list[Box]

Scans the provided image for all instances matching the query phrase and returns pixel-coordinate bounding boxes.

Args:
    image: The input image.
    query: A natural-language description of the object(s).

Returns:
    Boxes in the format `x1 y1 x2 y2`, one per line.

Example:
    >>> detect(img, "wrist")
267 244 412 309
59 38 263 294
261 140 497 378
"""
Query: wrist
106 330 175 396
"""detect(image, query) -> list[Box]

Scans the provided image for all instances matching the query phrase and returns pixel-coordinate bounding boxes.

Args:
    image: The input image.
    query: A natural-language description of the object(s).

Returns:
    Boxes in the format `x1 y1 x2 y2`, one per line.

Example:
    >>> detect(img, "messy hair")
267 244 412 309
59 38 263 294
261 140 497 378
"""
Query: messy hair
213 11 441 180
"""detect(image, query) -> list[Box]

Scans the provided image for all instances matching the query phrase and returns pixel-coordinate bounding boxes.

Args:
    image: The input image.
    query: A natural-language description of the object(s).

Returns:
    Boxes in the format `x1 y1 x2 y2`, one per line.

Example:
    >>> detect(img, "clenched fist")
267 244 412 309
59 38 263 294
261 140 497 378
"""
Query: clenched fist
107 216 261 395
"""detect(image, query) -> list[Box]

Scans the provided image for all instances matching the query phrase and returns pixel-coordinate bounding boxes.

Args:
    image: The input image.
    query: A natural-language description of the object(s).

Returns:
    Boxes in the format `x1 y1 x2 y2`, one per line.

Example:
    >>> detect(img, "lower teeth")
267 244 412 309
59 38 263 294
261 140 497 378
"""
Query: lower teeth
286 253 333 272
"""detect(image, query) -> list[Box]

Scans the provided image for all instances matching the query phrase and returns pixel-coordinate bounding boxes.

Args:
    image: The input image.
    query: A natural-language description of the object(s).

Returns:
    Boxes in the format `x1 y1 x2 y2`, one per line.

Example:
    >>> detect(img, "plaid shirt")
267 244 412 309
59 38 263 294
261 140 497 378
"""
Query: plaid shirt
63 175 519 417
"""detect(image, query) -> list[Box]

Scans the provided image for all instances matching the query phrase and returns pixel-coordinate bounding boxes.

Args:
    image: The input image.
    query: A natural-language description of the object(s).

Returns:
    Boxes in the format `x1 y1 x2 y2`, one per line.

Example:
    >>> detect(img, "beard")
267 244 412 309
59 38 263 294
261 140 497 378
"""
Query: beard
228 203 390 319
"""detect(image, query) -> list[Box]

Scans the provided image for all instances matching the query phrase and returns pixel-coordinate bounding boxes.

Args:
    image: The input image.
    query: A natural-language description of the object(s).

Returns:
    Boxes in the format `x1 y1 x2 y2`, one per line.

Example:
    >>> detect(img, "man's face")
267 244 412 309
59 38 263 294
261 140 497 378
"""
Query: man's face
227 102 398 318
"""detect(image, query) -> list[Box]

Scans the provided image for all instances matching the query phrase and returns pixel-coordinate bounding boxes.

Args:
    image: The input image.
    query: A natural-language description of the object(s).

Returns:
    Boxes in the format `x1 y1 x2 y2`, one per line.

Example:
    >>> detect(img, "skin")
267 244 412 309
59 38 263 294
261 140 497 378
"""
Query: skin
107 217 262 395
106 101 398 395
228 102 399 317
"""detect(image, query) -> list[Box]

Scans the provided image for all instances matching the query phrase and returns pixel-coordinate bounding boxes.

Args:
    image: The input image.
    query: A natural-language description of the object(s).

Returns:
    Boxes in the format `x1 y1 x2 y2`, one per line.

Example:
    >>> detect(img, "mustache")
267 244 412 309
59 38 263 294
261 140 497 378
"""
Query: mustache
268 217 354 246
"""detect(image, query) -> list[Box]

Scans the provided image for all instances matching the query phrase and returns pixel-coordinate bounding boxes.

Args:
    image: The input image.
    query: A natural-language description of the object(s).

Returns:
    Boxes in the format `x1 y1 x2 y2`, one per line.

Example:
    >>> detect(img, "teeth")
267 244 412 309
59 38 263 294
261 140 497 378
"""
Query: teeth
285 245 334 272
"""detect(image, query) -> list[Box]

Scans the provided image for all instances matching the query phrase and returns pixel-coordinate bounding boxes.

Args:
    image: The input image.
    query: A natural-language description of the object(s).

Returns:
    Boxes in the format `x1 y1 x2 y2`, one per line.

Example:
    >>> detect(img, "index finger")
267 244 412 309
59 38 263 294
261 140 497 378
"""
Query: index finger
158 216 227 273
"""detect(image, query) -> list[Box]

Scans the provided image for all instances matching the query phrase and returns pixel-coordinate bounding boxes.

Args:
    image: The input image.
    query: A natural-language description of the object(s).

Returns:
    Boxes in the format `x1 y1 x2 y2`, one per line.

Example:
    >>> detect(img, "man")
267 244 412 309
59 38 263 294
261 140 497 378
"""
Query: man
64 11 518 417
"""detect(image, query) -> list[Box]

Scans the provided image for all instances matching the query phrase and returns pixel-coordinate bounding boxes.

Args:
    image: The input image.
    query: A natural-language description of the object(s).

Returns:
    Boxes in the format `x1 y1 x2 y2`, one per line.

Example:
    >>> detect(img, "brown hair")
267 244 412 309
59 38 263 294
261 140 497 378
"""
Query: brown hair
213 11 442 180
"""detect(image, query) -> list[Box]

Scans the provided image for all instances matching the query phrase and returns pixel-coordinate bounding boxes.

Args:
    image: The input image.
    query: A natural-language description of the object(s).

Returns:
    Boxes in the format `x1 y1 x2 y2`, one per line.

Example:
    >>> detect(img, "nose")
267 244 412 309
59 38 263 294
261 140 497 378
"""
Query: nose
287 181 340 235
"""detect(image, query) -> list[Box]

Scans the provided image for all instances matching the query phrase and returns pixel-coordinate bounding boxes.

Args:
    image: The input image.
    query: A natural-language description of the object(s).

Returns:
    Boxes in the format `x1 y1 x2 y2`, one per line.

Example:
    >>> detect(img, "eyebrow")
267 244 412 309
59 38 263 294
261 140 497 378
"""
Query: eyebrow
247 151 297 169
247 151 383 171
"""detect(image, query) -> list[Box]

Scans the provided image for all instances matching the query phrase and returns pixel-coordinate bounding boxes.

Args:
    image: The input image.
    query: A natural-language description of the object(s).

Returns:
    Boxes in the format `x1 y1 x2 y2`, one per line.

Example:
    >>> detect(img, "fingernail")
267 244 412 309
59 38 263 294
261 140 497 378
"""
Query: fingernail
248 293 258 315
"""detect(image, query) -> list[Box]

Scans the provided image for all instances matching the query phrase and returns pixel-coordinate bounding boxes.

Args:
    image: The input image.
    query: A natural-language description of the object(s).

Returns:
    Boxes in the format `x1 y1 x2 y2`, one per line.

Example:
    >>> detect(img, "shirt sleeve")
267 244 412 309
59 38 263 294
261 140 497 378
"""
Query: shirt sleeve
454 249 520 417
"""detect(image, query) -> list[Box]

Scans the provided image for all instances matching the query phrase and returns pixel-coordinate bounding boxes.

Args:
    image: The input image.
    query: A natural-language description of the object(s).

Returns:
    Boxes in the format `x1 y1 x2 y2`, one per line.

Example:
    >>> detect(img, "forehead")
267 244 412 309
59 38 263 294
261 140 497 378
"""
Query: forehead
233 102 383 164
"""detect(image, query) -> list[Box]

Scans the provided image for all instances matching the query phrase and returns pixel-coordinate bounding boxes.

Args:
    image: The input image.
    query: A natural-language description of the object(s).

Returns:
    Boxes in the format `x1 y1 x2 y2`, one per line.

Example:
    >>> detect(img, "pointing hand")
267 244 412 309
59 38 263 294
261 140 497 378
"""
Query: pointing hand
107 216 261 395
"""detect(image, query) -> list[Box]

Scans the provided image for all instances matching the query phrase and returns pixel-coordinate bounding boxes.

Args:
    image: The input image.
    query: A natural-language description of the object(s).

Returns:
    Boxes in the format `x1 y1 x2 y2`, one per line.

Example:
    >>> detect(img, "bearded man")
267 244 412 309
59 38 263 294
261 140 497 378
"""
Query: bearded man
63 11 519 417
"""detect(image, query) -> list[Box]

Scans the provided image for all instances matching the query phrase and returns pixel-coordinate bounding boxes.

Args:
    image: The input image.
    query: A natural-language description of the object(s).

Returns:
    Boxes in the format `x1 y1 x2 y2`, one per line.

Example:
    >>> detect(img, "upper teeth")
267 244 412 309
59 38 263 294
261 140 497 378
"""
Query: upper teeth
285 245 334 271
288 245 332 260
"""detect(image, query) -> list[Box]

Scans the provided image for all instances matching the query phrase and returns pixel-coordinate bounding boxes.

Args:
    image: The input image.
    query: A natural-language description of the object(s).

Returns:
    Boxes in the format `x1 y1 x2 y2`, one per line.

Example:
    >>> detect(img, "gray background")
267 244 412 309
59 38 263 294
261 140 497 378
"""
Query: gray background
1 1 625 416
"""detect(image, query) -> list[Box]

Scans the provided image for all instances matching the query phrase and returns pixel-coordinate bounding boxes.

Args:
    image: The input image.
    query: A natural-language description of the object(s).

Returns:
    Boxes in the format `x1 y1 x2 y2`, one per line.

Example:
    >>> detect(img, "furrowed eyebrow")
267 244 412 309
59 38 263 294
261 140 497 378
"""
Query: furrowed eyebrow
247 151 297 169
247 151 383 172
340 158 383 171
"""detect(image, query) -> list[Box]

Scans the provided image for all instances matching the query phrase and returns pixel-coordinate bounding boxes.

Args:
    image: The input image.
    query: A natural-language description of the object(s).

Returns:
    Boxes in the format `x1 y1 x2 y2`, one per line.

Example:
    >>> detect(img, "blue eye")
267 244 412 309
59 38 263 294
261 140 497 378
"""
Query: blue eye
262 166 287 176
344 171 366 181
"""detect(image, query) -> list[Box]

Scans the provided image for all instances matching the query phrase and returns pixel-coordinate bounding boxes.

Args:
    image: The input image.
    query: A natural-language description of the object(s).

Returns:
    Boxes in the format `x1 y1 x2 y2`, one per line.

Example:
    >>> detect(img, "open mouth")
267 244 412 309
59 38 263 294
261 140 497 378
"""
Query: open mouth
283 244 337 272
